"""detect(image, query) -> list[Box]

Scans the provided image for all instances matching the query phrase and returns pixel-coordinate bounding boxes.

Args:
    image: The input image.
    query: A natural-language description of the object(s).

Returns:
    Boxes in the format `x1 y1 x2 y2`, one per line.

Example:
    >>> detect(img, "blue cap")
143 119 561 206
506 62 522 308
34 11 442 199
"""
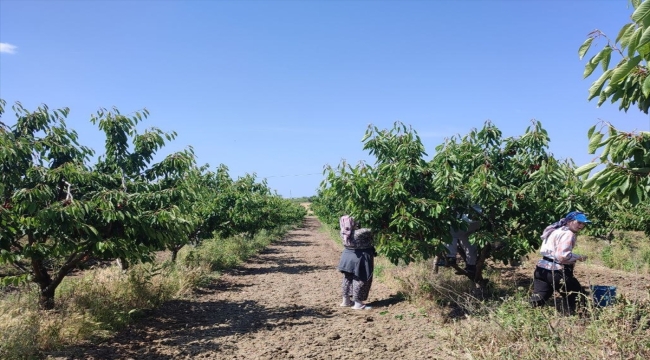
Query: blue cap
574 213 591 223
565 211 591 223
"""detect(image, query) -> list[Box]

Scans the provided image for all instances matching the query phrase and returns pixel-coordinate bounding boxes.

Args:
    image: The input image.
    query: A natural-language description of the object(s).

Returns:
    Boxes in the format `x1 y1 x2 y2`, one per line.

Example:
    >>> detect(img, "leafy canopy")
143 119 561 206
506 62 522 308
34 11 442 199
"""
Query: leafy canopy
578 0 650 211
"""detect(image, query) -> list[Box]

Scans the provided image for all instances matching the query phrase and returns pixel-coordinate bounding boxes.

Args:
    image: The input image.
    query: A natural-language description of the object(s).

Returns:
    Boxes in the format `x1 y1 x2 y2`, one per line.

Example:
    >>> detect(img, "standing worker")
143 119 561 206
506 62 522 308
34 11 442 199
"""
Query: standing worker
529 211 591 313
337 215 375 310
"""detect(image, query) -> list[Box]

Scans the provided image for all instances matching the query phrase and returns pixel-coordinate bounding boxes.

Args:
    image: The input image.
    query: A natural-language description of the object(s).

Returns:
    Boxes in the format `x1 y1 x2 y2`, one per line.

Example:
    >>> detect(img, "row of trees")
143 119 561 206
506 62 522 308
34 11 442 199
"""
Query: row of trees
313 0 650 283
312 120 637 283
313 120 647 283
0 100 306 309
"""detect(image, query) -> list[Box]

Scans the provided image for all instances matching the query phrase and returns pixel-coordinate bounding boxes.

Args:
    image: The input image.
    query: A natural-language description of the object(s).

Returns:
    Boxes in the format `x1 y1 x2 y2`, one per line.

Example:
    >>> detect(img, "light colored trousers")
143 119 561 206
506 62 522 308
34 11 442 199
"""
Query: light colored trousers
445 220 481 265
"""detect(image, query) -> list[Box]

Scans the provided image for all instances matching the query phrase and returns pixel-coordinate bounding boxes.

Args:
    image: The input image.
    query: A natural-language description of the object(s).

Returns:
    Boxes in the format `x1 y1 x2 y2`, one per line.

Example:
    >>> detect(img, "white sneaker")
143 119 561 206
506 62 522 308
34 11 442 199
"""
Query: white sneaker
351 304 372 310
340 301 353 307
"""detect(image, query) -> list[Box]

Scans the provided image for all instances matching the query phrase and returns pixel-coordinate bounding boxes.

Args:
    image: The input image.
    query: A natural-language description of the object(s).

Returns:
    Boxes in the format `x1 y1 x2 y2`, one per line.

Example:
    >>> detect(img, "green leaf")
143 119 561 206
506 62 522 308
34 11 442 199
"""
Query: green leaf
583 58 599 79
588 132 605 154
629 167 650 174
639 42 650 58
621 23 638 48
610 55 643 84
587 124 597 139
611 142 629 163
578 37 594 60
599 139 612 162
616 23 635 44
588 69 613 100
575 162 598 177
0 274 30 287
610 87 625 103
629 27 644 57
637 26 650 50
583 168 603 188
619 175 631 194
632 0 650 24
602 47 613 71
598 86 616 107
630 185 642 204
643 75 650 97
586 47 613 78
592 48 606 64
361 130 372 142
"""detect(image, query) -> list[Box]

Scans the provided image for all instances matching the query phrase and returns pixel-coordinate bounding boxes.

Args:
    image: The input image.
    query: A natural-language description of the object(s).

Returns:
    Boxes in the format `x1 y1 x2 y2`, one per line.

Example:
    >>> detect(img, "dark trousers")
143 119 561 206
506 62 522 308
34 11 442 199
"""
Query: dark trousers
530 266 585 311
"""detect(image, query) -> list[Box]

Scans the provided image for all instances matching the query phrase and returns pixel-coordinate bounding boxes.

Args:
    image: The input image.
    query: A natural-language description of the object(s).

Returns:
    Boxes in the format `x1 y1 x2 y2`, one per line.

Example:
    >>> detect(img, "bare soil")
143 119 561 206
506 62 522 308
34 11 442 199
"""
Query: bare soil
46 217 450 360
44 217 650 360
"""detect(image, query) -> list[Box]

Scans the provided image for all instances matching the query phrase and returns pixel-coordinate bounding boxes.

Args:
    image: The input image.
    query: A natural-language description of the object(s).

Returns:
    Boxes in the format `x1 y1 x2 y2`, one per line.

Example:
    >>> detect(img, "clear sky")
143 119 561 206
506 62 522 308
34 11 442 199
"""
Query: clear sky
1 0 649 198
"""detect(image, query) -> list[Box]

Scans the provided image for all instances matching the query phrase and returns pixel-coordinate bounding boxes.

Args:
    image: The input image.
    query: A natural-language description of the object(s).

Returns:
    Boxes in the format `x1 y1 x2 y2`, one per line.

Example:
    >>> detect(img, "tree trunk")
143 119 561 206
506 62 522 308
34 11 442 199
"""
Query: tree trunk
473 244 492 287
32 259 55 310
39 285 56 310
116 257 129 271
32 251 88 310
171 248 179 263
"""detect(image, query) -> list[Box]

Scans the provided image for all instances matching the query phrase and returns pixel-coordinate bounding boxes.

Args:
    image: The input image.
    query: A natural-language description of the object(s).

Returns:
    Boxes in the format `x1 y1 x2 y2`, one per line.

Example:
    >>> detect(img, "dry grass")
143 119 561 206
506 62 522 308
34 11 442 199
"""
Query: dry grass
0 261 212 359
373 231 650 359
576 231 650 274
0 227 293 359
323 220 650 359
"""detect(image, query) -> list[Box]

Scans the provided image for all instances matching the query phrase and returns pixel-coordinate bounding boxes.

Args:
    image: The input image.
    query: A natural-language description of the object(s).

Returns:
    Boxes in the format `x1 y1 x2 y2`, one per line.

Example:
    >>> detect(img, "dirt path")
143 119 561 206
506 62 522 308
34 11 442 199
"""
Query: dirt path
47 217 448 360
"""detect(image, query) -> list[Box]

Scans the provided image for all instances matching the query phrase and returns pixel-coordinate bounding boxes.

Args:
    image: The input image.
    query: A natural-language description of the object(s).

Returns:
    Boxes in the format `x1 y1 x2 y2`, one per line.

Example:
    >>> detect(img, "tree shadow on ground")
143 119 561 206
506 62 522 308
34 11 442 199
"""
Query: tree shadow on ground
230 253 333 275
230 262 333 276
282 232 312 238
46 291 336 359
277 238 313 245
46 225 336 359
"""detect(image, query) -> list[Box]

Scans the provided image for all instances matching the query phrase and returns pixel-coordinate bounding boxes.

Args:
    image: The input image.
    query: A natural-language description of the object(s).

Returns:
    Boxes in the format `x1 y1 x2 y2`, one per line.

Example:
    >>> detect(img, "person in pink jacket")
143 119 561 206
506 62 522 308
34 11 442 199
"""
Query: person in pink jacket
529 211 591 312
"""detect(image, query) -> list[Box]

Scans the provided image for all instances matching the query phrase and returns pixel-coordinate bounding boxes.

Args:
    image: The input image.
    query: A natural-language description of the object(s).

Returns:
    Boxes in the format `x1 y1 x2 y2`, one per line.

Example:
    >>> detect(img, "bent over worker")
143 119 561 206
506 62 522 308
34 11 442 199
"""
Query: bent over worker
529 211 591 312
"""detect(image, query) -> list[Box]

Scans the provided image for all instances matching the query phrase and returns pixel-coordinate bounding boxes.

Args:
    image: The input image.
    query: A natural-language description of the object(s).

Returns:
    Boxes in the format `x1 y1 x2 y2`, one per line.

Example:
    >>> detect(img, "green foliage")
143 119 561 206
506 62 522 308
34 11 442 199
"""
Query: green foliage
0 100 199 309
185 166 306 244
311 186 347 230
88 107 198 266
578 1 650 222
316 121 603 281
179 227 292 271
580 0 650 113
0 99 306 309
577 123 650 208
319 122 446 265
430 120 584 264
617 202 650 231
289 196 315 203
225 174 306 239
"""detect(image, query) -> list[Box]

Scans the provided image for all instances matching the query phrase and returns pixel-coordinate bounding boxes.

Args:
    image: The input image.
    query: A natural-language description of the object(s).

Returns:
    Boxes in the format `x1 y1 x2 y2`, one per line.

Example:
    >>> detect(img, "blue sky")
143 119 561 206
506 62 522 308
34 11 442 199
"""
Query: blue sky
1 0 649 198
